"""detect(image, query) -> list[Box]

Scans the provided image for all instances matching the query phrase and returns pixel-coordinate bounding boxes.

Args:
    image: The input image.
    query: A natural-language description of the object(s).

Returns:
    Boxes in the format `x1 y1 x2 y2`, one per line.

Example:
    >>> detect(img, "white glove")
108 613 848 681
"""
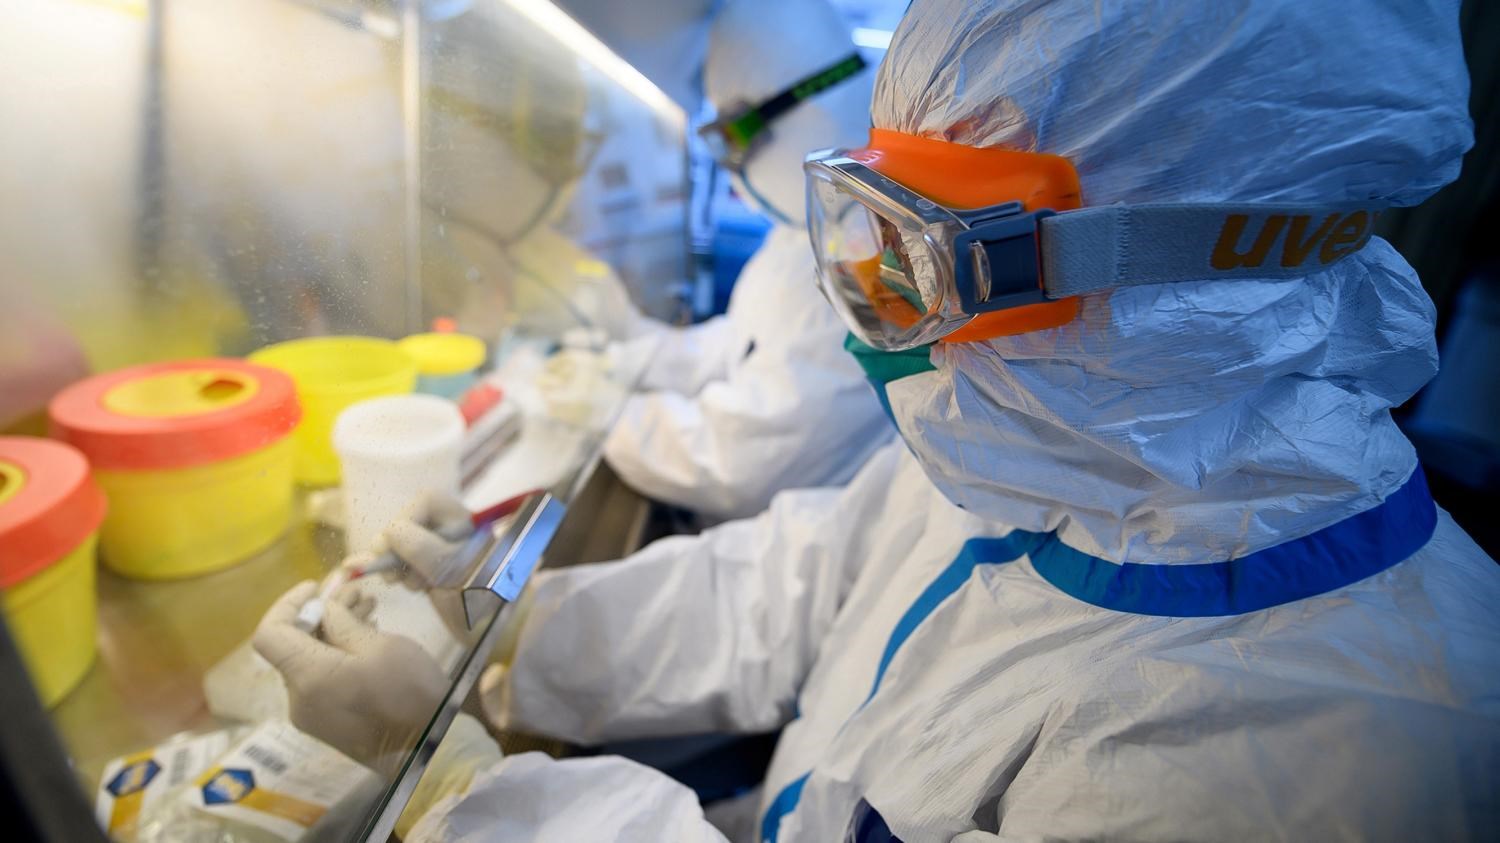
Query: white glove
536 348 613 426
477 662 510 730
348 491 477 639
253 581 448 777
367 490 476 589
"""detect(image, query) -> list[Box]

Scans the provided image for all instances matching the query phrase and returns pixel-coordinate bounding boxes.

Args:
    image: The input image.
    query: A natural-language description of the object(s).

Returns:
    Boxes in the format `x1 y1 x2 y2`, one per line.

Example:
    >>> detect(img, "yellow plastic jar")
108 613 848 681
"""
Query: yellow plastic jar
399 332 487 399
49 360 301 580
250 336 417 485
0 436 107 706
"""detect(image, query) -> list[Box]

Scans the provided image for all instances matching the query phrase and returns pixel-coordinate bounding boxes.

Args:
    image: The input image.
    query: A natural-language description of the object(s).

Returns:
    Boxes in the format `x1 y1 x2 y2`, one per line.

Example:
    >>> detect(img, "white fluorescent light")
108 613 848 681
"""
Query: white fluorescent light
360 11 401 39
852 27 893 50
500 0 684 128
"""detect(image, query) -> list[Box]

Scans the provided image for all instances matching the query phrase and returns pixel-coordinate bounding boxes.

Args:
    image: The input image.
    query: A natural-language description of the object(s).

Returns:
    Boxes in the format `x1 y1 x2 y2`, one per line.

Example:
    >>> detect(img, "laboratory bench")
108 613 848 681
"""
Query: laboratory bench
38 372 656 841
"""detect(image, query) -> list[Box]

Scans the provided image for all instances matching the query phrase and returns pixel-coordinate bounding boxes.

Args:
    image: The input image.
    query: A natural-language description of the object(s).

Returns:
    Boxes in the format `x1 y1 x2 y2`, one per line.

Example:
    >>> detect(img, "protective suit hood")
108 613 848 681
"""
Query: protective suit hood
705 0 872 226
870 0 1472 565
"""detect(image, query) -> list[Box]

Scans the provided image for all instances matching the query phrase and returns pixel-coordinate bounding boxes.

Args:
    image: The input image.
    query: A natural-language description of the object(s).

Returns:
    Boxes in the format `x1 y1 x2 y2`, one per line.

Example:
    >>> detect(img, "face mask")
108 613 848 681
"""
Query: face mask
842 333 934 422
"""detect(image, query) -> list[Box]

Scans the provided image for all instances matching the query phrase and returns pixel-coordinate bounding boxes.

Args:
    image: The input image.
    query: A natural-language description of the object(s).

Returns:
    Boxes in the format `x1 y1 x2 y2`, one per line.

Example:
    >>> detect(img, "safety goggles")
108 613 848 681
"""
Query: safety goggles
806 129 1389 351
698 53 867 171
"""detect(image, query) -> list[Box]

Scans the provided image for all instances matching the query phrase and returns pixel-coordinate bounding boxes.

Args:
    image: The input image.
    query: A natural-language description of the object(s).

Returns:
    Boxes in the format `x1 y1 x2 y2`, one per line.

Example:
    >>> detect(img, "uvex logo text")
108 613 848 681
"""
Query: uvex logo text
1210 210 1380 271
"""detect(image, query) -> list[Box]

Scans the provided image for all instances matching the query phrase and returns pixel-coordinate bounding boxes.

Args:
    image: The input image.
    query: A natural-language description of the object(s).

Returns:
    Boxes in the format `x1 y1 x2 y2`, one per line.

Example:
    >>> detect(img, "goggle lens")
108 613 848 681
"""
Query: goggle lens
808 172 939 349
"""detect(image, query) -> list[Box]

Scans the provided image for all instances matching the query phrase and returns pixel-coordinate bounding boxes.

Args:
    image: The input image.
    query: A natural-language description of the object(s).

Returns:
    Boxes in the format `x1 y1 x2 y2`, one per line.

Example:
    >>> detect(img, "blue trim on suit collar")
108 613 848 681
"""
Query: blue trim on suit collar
1027 468 1437 616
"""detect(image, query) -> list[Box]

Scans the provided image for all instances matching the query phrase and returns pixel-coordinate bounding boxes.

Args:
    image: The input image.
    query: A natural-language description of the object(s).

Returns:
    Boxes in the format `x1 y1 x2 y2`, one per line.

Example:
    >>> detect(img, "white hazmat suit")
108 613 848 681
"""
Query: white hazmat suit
601 0 890 522
262 1 1500 840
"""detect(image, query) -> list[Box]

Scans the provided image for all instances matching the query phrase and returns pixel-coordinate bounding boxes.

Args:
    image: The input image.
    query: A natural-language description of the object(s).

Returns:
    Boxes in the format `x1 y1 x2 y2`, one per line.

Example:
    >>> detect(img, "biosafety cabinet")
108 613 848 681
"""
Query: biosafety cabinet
0 1 689 839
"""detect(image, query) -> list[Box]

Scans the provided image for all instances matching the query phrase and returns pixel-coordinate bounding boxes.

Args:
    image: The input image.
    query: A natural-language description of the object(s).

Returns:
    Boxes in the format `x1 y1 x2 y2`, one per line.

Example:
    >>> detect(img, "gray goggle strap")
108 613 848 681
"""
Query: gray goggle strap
1037 203 1388 298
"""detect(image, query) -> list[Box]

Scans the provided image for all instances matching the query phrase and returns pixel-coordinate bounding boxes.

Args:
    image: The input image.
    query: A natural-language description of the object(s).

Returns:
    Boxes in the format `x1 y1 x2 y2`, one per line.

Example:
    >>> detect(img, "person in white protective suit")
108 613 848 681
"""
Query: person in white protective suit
599 0 891 522
254 1 1500 840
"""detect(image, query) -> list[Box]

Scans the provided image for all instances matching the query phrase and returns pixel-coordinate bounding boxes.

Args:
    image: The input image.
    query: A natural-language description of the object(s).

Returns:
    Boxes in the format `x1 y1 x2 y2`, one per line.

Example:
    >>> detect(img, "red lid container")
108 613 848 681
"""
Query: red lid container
0 437 107 588
49 359 301 472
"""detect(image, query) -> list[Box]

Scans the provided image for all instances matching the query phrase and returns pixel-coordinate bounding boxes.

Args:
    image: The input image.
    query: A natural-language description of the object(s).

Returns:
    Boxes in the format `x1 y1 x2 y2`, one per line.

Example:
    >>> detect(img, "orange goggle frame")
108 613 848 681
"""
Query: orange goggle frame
805 129 1083 347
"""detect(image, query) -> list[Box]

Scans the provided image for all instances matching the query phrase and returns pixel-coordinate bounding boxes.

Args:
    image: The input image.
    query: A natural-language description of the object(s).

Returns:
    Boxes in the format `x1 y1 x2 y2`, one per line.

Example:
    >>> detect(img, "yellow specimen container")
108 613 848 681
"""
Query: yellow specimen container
49 360 302 579
399 331 487 399
250 336 417 485
0 436 107 706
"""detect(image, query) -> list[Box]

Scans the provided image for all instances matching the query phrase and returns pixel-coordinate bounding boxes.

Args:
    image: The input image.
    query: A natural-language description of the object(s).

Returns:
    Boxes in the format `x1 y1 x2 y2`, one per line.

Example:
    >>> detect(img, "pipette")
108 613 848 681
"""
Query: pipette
293 491 541 634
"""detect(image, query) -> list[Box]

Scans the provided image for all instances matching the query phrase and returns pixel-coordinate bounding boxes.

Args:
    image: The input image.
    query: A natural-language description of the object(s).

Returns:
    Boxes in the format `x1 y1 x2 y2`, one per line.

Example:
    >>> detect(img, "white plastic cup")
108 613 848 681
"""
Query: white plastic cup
333 394 465 554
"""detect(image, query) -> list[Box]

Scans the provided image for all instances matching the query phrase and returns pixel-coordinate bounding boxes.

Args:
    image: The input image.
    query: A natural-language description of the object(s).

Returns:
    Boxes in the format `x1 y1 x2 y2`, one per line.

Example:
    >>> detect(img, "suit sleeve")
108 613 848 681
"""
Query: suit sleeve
625 316 740 396
489 443 908 744
603 306 890 522
407 752 729 843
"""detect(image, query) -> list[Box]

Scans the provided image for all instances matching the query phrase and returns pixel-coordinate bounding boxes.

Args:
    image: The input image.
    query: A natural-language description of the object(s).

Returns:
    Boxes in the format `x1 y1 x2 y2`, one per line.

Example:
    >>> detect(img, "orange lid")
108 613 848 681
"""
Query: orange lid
0 437 107 588
49 359 301 471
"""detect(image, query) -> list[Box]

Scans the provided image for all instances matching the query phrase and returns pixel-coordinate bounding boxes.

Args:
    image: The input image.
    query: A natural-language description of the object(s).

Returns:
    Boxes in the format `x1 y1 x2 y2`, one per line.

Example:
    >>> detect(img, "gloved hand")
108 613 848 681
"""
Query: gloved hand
358 490 476 590
536 348 614 426
253 581 449 777
341 491 479 639
477 662 511 731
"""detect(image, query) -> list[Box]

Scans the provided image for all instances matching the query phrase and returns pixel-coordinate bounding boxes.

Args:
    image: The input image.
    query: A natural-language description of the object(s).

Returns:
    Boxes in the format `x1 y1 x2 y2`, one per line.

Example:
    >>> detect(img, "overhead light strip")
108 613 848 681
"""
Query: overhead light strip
500 0 685 127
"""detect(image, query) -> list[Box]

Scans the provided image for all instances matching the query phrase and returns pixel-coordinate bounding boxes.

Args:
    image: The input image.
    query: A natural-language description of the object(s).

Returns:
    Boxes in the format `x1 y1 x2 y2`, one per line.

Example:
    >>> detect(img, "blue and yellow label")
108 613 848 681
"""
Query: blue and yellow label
197 766 328 827
104 752 160 832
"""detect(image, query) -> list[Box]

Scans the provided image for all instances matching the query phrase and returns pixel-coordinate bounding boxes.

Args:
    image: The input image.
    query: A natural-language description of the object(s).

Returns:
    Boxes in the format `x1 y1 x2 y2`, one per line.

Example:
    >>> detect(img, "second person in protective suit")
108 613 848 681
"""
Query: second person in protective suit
600 0 890 523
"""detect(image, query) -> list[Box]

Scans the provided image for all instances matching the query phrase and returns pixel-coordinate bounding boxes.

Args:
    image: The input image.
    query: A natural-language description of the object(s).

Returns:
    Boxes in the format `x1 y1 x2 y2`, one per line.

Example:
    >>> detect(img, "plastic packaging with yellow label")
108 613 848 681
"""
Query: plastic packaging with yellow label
135 721 382 843
94 728 244 842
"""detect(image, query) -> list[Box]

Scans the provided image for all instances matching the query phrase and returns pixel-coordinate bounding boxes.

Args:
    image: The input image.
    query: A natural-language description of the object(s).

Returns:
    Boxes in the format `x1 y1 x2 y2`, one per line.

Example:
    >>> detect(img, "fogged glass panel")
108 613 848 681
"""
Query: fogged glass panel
0 0 155 396
421 0 689 342
0 0 687 385
158 0 412 347
0 1 686 839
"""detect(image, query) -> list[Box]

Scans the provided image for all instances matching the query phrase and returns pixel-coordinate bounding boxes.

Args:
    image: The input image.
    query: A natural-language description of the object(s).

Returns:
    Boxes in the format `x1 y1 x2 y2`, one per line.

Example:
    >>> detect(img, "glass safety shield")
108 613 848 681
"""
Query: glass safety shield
0 0 688 840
